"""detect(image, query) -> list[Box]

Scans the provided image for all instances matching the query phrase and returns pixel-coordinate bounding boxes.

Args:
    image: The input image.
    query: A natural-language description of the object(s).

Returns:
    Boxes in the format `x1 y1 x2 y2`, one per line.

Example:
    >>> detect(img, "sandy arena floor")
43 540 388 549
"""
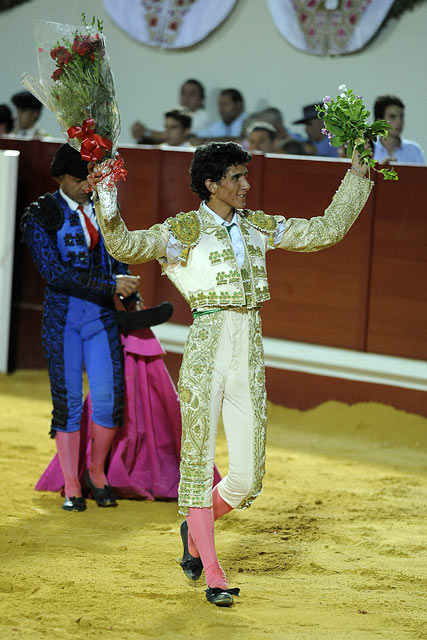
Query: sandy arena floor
0 370 426 640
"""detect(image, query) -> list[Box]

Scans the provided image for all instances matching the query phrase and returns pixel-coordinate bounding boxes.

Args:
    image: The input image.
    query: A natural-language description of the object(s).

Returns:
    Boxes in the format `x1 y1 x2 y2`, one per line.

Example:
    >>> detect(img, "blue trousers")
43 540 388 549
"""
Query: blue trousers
44 296 124 435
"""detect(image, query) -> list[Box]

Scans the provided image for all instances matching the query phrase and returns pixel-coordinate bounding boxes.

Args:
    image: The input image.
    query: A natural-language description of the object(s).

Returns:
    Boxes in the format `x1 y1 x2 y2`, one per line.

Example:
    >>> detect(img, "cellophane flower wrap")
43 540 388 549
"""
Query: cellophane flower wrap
22 15 124 179
316 86 398 181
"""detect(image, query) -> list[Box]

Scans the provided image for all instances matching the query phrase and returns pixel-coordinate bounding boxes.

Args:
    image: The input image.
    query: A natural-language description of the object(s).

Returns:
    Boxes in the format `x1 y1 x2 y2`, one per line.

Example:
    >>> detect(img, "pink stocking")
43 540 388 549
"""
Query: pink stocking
187 485 234 557
212 485 233 519
89 421 117 488
187 507 228 589
55 430 81 498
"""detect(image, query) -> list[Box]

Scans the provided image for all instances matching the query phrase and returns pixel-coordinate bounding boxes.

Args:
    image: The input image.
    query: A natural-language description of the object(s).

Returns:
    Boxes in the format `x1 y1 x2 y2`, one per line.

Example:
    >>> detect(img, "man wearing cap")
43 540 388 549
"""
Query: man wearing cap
293 103 339 158
11 90 49 138
20 143 144 512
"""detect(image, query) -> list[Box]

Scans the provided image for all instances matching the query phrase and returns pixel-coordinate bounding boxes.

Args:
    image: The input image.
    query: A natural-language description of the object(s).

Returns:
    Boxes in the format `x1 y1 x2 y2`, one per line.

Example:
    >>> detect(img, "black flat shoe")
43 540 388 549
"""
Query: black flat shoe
180 520 203 581
83 470 117 507
62 496 86 512
205 587 240 607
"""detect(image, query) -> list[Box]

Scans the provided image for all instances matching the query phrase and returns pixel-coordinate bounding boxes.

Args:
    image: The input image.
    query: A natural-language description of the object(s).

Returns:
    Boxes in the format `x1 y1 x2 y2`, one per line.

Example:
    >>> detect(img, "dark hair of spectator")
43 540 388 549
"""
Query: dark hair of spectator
12 90 42 112
183 78 205 101
165 107 192 130
0 104 14 132
220 88 244 105
281 139 307 156
190 142 251 200
374 95 405 121
248 121 277 141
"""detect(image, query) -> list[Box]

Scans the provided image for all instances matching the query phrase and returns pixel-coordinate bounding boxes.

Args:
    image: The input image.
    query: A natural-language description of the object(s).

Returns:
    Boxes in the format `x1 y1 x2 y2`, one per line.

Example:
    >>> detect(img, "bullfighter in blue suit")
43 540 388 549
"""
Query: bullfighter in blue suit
21 143 145 512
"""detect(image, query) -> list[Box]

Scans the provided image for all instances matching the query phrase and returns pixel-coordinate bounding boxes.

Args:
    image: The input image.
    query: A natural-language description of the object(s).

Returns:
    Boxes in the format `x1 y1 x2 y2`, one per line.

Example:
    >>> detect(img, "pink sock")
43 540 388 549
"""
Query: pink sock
89 421 117 487
187 507 228 589
187 486 233 557
55 430 81 498
212 485 233 519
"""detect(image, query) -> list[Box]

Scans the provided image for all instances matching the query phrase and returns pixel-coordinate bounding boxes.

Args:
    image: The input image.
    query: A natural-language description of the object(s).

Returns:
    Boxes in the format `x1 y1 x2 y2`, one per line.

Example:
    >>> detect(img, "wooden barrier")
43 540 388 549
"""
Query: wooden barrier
2 139 426 414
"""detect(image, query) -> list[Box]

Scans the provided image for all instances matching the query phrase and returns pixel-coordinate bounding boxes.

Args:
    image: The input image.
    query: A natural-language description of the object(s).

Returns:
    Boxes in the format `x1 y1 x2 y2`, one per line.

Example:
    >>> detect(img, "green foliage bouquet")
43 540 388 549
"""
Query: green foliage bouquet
316 86 398 181
22 15 120 164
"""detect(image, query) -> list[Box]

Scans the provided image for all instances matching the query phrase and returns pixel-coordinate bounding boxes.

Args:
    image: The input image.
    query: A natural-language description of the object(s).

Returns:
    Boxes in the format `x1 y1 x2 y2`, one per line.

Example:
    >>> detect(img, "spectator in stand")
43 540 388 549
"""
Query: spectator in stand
293 103 339 158
247 121 277 154
373 95 425 165
180 79 211 134
11 91 49 138
131 79 209 144
196 89 246 139
256 107 303 152
0 104 14 134
159 107 193 148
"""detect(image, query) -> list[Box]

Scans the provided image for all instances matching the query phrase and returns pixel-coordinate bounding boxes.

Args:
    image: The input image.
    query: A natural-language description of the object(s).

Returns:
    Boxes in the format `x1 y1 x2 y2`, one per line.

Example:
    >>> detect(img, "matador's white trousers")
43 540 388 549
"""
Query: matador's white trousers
178 308 267 515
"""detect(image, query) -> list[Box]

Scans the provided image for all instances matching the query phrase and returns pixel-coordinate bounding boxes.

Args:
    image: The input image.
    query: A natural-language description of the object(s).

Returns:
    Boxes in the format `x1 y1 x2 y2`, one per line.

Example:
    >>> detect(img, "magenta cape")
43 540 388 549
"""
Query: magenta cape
35 329 221 500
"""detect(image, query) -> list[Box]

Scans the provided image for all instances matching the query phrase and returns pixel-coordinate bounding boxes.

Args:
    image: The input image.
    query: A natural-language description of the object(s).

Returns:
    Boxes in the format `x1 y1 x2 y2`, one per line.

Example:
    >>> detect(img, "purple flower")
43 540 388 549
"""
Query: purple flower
356 95 363 99
321 128 328 135
323 96 332 103
327 132 333 139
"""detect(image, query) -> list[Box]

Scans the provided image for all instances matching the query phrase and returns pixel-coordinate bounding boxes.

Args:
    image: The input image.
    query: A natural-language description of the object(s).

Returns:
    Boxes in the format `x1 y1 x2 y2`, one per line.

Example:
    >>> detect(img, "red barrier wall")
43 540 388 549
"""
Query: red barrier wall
2 140 427 391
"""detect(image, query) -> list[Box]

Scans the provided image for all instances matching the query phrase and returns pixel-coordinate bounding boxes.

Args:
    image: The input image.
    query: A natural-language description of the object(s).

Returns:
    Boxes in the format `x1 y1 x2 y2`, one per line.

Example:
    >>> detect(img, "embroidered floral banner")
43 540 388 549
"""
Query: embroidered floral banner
102 0 237 49
267 0 395 55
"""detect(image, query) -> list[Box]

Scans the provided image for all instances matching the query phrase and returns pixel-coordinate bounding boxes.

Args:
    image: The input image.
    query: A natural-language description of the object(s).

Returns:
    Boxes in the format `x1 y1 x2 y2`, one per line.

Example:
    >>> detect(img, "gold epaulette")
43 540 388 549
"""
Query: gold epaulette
240 210 278 248
166 210 201 264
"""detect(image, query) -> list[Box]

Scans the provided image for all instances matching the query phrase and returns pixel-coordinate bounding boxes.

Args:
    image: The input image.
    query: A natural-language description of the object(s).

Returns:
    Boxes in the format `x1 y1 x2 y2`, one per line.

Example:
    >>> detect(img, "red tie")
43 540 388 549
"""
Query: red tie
78 205 99 251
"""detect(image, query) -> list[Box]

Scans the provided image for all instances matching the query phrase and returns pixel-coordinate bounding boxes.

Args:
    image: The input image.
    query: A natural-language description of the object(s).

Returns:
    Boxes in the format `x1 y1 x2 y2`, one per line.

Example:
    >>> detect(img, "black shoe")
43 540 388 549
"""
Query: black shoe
205 587 240 607
180 520 203 581
62 496 86 512
83 470 117 507
115 301 174 332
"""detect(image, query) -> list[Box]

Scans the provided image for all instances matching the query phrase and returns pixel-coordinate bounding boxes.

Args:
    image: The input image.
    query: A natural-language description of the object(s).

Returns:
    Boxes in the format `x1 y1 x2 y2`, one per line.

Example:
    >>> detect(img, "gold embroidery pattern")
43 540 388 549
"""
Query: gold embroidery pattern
177 312 225 514
208 248 234 265
167 210 201 263
244 210 278 234
237 309 267 510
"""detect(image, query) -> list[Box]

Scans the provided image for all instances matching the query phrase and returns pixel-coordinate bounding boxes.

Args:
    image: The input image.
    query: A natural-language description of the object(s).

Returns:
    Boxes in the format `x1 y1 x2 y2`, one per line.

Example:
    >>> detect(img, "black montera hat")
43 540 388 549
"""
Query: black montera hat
293 104 320 125
50 143 89 179
12 90 42 112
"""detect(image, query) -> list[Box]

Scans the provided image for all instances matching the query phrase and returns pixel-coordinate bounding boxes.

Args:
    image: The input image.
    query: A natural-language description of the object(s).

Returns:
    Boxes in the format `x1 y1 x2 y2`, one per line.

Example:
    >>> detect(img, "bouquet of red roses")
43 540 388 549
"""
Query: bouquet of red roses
22 14 124 176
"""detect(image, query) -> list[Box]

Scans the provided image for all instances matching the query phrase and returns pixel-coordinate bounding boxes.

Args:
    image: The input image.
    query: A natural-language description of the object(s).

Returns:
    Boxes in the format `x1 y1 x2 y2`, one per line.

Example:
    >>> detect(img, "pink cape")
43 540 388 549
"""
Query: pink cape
35 329 221 500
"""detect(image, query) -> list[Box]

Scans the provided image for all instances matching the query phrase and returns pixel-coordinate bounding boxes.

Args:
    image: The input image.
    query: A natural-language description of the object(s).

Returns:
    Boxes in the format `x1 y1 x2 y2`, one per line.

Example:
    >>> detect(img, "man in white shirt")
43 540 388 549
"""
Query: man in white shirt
196 88 246 139
373 95 425 165
11 91 49 138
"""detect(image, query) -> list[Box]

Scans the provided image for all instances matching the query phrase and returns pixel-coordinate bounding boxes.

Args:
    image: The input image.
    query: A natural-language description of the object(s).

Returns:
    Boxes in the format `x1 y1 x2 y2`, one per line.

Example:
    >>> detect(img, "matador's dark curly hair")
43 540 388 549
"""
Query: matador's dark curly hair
190 142 251 201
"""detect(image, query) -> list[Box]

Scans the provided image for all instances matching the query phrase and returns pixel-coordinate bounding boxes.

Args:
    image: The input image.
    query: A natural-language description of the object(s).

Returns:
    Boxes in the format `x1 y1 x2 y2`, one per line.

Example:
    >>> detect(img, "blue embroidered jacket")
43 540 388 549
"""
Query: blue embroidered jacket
21 190 130 309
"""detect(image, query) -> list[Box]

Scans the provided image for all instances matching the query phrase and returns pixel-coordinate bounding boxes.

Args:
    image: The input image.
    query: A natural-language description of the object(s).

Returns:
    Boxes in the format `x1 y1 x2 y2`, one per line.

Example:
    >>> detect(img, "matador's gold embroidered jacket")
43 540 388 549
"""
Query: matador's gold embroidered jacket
94 171 373 310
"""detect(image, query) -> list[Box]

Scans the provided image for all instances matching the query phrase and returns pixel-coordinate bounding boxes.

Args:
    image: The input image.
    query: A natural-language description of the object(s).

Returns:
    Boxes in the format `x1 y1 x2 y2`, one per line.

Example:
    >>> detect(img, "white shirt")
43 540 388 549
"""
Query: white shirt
191 108 212 134
59 188 98 249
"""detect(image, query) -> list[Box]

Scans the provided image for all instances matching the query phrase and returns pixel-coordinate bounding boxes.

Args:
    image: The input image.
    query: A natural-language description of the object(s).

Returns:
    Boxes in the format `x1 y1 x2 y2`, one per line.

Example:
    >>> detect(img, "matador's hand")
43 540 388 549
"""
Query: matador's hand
87 162 103 193
115 274 140 298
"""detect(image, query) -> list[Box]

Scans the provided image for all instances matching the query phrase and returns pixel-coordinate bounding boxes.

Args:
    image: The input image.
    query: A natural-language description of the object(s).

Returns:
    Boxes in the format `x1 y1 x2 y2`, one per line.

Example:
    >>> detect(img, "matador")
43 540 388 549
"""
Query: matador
89 142 372 607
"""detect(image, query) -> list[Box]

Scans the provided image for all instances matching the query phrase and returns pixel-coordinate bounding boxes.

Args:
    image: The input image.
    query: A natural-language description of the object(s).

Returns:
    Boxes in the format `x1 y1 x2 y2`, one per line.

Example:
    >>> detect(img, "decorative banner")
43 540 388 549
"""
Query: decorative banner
103 0 237 49
267 0 395 55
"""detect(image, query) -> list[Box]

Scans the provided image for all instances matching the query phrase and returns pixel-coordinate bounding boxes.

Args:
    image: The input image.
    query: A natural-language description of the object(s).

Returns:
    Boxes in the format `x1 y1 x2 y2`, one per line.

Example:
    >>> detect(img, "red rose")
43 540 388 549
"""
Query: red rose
72 36 91 56
51 67 63 81
58 50 73 66
50 45 68 60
